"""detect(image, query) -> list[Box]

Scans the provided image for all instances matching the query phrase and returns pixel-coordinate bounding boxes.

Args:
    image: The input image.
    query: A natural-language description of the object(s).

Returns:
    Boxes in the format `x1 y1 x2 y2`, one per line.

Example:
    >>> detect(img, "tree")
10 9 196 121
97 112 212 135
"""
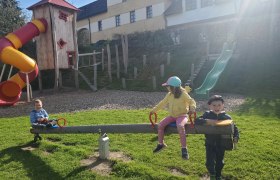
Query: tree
0 0 25 37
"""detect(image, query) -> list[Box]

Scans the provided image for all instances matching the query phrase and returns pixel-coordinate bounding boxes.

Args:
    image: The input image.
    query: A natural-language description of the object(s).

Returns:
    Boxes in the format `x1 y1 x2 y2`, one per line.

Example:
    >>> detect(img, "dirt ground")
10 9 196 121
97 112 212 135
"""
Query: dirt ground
0 89 245 118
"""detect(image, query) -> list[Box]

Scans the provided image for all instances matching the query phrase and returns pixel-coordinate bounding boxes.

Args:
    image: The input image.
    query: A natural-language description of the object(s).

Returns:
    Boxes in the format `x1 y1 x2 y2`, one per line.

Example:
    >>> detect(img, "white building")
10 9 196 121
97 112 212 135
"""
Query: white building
164 0 243 46
77 0 172 43
165 0 242 27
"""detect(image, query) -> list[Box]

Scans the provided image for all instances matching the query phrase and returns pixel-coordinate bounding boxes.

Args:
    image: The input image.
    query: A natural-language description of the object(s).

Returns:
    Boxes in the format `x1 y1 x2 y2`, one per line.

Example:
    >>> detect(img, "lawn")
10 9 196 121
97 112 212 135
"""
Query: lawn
0 99 279 180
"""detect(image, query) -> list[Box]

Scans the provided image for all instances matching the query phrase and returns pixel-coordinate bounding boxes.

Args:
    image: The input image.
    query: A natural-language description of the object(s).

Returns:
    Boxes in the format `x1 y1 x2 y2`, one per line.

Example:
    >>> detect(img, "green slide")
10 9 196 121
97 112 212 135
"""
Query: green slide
195 43 234 97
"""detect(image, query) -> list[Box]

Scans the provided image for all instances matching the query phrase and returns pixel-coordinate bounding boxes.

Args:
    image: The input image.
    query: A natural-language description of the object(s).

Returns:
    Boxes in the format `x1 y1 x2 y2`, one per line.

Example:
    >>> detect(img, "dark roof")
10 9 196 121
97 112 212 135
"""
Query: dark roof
77 0 107 21
164 0 183 16
27 0 79 11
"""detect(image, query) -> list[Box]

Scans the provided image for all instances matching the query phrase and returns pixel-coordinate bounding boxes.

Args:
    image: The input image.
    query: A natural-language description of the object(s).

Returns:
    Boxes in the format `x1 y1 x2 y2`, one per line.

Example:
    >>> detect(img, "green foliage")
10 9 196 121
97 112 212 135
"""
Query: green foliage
0 0 25 36
127 30 173 51
0 100 280 179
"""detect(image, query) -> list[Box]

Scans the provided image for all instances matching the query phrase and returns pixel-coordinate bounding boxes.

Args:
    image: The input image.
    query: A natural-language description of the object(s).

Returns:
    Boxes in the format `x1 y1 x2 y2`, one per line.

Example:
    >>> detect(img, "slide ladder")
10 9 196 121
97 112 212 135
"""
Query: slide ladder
0 19 47 106
194 42 235 98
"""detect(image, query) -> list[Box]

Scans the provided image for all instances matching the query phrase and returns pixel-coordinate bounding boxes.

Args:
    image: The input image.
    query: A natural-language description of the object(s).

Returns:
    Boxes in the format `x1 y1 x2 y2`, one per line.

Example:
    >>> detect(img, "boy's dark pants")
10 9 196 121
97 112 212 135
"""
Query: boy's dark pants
205 144 225 177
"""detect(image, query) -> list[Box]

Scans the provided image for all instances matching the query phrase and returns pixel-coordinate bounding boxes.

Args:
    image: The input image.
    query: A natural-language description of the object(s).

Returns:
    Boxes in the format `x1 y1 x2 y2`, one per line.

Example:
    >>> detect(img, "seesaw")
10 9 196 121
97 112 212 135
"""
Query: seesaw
30 114 234 136
30 121 234 135
30 114 234 159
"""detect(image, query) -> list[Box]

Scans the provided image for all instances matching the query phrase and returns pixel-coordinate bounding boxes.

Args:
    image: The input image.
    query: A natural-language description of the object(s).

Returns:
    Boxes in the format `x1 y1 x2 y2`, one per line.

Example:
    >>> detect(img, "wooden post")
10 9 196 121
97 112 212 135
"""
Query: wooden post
107 44 112 83
59 71 63 88
102 48 105 71
72 12 79 89
93 50 97 88
167 52 170 65
74 70 79 89
143 54 146 66
121 34 128 74
122 78 126 89
50 6 59 90
115 44 120 79
160 64 164 78
134 67 137 79
125 34 128 72
152 76 156 90
38 70 43 92
94 65 97 89
26 73 31 102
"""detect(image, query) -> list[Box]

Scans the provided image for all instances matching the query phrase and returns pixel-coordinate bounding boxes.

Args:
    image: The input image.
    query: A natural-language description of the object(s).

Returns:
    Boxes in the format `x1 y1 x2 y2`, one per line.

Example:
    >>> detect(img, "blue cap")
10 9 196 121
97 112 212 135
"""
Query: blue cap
162 76 181 87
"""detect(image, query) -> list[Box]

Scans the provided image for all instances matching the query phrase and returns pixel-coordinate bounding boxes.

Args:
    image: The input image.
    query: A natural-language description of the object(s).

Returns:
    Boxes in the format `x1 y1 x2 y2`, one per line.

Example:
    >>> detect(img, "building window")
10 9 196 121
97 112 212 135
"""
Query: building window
115 15 120 27
130 10 136 23
201 0 214 7
98 21 102 31
146 6 153 19
185 0 197 11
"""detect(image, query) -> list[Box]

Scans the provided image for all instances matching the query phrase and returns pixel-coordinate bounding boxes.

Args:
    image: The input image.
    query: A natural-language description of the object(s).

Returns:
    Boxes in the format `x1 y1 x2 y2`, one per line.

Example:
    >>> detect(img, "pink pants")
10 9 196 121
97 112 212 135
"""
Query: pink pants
158 116 188 148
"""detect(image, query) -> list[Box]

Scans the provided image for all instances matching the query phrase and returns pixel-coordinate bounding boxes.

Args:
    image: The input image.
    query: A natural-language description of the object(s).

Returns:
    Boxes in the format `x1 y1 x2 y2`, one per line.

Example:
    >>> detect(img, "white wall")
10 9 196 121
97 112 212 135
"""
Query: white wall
153 3 165 17
121 12 130 25
136 8 146 21
166 0 239 27
102 17 115 30
86 2 166 33
107 0 122 7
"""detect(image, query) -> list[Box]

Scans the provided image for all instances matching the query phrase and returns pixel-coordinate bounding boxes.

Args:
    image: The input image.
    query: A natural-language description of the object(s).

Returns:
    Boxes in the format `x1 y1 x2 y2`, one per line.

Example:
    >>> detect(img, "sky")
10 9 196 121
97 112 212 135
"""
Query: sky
18 0 96 10
18 0 96 20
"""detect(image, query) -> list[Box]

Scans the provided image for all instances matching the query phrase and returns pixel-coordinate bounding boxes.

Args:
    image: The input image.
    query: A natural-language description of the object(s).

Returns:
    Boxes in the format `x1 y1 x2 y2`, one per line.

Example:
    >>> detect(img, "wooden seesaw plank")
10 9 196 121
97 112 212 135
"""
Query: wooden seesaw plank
30 121 234 135
205 119 233 126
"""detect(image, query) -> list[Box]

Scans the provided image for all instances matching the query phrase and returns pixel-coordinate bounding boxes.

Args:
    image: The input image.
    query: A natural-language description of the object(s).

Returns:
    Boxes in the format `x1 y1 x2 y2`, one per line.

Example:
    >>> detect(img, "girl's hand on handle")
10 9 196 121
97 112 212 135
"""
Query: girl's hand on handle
189 107 196 114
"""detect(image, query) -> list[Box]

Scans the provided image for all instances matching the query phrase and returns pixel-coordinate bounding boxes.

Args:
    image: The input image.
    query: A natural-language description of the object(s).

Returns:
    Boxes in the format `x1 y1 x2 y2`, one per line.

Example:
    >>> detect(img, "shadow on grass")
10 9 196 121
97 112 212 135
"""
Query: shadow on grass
0 141 63 180
64 158 107 179
64 166 88 179
237 98 280 118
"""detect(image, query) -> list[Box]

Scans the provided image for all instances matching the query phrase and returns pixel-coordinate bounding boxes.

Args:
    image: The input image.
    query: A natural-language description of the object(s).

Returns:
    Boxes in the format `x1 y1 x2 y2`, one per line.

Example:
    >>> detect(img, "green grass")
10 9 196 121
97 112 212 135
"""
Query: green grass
0 99 280 179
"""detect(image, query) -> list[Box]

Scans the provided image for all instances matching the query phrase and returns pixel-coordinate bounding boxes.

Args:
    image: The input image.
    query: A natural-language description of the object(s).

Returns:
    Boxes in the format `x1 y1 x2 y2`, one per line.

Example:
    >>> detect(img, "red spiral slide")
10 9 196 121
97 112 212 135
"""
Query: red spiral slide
0 18 47 106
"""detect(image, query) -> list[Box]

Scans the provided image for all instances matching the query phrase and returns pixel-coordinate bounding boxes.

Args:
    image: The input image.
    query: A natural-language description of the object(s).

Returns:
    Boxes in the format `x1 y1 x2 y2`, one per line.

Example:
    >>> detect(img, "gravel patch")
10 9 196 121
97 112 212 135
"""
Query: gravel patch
0 89 245 118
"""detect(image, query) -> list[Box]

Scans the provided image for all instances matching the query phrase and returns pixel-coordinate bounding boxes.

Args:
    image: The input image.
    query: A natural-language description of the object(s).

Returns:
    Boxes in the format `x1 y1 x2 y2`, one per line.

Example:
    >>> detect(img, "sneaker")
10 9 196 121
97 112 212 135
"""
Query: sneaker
153 144 167 153
181 148 189 160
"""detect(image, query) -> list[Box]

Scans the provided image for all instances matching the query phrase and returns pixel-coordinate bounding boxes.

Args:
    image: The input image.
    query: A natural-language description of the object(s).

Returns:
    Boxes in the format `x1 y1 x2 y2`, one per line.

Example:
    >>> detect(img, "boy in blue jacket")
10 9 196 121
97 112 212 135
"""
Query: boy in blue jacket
30 99 56 127
30 99 49 124
197 95 239 180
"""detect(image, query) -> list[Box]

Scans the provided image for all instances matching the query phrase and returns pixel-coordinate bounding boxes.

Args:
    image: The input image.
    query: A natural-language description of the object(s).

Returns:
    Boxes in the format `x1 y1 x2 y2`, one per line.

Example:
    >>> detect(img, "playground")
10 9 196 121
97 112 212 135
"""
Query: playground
0 94 279 179
1 0 280 179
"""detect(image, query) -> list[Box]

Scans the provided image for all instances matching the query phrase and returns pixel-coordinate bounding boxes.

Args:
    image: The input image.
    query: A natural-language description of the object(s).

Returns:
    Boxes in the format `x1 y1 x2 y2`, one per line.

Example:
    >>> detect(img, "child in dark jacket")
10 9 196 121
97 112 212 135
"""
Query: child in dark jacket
198 95 239 180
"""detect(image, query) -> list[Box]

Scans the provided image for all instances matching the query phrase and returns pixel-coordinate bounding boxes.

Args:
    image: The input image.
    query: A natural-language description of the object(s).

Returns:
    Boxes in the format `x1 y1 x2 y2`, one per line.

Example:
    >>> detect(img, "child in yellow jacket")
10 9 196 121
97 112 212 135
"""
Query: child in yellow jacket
150 76 196 159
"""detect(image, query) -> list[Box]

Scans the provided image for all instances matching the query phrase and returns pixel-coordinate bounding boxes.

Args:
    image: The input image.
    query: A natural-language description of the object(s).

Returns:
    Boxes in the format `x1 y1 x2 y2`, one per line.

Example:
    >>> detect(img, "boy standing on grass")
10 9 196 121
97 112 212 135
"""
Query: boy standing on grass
197 95 239 180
